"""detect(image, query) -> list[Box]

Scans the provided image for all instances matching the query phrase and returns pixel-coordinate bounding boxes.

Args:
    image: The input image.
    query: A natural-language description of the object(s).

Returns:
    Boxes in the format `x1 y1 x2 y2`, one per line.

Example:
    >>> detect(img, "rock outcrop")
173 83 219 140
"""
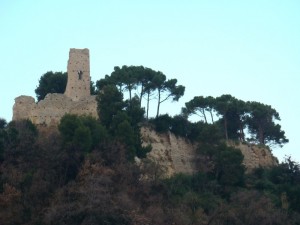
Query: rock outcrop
141 126 278 177
229 142 278 171
141 126 198 177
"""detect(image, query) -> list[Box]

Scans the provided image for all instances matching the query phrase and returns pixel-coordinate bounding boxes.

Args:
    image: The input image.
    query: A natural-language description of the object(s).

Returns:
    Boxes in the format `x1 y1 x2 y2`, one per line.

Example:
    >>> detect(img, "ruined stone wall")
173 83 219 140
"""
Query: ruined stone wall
13 96 35 121
13 94 98 126
13 48 98 126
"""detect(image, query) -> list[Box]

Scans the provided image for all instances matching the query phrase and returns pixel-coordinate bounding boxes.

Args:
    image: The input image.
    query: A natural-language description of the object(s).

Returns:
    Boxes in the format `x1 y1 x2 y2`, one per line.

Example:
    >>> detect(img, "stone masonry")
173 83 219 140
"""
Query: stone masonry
65 48 91 101
13 48 98 125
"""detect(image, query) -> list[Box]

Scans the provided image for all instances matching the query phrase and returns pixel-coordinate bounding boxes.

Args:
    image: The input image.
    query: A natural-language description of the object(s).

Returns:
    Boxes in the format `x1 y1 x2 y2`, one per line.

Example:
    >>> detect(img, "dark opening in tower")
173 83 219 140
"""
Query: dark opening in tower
78 70 83 80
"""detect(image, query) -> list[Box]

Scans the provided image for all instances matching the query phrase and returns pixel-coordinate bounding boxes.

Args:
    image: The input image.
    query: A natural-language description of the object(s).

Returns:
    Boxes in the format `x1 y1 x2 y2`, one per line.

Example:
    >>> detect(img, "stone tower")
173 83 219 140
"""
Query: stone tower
64 48 90 101
13 48 98 125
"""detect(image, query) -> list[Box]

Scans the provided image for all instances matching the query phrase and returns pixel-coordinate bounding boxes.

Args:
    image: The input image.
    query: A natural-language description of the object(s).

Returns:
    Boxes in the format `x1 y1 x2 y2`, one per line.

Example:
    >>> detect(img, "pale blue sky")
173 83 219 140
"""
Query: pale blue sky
1 1 299 162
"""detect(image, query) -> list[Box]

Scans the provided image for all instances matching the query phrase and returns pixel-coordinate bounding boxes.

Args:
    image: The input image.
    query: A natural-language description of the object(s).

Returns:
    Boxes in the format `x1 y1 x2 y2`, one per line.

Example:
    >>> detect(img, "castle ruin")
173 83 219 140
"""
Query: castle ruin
13 48 98 125
65 48 91 101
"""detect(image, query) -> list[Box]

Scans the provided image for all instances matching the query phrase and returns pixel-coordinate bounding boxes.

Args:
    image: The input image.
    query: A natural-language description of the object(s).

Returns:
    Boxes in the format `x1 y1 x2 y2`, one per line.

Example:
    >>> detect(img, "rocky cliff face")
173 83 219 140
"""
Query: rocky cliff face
228 142 278 171
141 127 278 177
141 127 198 177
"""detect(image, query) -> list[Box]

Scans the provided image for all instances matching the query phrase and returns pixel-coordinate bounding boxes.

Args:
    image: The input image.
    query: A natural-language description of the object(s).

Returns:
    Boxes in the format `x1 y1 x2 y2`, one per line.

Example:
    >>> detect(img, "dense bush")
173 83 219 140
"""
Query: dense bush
59 114 107 153
149 114 223 144
0 118 299 224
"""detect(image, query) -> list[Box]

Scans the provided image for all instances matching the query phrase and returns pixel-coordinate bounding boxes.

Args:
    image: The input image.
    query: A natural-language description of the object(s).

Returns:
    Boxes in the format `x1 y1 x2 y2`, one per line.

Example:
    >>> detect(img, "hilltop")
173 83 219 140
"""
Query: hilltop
1 49 298 224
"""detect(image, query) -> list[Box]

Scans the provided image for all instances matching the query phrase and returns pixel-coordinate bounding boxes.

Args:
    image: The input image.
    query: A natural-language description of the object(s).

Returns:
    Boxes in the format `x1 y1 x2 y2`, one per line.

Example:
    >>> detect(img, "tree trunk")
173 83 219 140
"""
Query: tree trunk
258 125 264 144
209 109 214 124
156 90 161 118
224 115 228 141
201 109 207 123
129 87 132 102
139 85 144 107
239 122 245 141
238 116 244 141
146 92 150 120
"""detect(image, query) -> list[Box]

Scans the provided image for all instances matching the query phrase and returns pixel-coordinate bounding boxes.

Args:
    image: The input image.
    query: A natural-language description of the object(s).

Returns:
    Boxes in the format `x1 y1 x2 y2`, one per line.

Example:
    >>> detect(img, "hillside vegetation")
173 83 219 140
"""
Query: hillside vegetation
0 67 299 225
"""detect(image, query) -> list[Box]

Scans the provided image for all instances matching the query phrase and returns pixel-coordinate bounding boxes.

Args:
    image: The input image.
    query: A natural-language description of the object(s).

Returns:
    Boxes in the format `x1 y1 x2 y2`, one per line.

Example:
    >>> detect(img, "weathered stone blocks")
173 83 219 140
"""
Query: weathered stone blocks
13 48 98 126
65 48 91 101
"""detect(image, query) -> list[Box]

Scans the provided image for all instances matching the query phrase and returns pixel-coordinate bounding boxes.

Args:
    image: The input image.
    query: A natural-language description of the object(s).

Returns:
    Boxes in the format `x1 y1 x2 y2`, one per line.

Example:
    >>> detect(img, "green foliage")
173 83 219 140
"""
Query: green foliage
243 156 300 214
196 122 223 144
149 114 191 137
214 145 245 186
165 173 194 196
59 114 107 152
96 65 185 118
169 115 191 137
96 83 150 160
80 115 108 147
115 120 136 160
35 71 97 101
154 75 185 117
97 85 125 129
246 101 289 146
111 65 138 101
58 114 81 142
201 143 245 187
0 119 299 224
0 118 7 129
183 96 216 124
90 80 97 95
110 111 131 133
163 173 222 213
97 66 144 100
184 94 245 141
149 114 173 133
111 109 150 161
136 143 152 158
149 114 223 144
183 95 288 148
269 156 300 186
73 126 92 153
0 118 7 161
35 71 67 101
125 96 145 127
4 120 38 153
214 94 239 141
